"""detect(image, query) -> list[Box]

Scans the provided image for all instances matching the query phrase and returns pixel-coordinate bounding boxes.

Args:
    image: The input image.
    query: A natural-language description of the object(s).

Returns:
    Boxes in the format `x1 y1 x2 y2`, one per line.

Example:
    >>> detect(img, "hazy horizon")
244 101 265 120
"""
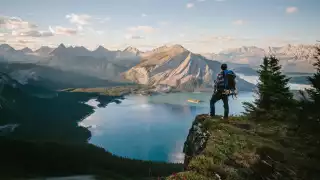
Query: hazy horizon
1 42 317 54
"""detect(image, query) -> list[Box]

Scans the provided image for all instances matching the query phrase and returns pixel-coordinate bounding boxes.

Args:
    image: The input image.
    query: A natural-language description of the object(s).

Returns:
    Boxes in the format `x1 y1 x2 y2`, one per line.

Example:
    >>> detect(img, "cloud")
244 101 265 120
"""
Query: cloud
158 21 170 26
95 17 111 24
49 26 77 35
0 16 54 39
141 13 147 17
95 30 104 35
128 26 156 33
17 39 36 44
286 7 298 14
65 13 91 25
0 16 37 30
4 36 41 49
183 35 254 45
197 0 206 2
186 3 194 8
85 27 105 35
208 36 235 41
125 34 145 39
233 20 244 25
12 29 53 37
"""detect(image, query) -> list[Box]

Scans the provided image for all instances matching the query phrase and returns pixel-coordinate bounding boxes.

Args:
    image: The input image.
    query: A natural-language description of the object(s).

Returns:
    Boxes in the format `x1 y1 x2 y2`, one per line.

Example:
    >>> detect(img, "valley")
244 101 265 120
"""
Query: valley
1 43 315 93
0 72 183 179
0 42 316 179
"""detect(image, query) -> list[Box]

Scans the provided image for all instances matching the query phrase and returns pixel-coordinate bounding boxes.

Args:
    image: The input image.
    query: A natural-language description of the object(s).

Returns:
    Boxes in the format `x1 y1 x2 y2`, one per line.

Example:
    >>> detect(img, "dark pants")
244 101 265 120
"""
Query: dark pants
210 91 229 118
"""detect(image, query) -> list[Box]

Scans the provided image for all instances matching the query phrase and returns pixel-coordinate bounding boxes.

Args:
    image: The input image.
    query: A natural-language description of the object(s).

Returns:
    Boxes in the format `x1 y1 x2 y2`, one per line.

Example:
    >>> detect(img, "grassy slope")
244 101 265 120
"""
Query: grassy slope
167 115 320 180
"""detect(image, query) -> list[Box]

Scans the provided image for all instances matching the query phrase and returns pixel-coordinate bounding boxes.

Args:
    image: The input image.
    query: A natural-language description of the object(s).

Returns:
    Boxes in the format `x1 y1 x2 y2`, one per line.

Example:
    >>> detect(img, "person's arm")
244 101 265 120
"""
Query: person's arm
213 73 219 92
213 80 217 93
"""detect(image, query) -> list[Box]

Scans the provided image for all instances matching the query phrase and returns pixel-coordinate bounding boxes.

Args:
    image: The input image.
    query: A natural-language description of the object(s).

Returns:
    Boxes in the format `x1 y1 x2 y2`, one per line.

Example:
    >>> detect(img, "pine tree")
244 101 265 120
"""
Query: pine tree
301 45 320 129
243 56 294 121
268 56 293 107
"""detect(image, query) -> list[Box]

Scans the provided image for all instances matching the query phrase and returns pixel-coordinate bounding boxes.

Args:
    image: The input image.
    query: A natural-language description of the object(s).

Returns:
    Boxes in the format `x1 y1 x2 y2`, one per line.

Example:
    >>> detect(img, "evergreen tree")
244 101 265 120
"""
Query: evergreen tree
243 55 294 121
300 45 320 131
268 56 293 106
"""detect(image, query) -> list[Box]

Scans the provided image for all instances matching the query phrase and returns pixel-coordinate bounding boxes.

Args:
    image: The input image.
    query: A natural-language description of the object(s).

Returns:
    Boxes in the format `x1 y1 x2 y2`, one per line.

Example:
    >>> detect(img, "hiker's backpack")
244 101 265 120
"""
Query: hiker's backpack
216 70 237 91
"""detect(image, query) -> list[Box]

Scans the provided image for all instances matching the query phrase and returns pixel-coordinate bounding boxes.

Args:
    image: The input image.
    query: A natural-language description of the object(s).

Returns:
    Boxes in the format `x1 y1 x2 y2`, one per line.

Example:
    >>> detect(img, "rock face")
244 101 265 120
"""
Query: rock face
123 45 254 91
183 114 211 169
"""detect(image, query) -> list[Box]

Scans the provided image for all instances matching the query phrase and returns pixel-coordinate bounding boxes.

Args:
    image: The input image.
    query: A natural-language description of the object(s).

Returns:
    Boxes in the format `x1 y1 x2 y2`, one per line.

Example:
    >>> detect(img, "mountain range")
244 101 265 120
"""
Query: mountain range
0 43 315 91
202 44 318 73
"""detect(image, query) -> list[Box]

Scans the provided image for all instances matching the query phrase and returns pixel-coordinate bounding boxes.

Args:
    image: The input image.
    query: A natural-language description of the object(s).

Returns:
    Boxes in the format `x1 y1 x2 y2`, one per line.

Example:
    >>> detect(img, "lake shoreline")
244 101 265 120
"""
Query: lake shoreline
81 91 255 163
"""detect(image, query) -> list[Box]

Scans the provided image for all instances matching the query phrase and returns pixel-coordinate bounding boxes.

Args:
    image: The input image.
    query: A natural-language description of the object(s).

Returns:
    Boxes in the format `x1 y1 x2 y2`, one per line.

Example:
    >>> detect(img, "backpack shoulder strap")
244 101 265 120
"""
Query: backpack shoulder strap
223 70 228 89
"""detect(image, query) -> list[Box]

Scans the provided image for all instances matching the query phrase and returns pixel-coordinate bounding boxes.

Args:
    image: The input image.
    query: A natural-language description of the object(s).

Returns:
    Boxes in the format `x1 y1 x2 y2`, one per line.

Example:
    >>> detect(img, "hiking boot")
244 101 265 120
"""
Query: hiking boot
209 114 221 119
221 117 228 121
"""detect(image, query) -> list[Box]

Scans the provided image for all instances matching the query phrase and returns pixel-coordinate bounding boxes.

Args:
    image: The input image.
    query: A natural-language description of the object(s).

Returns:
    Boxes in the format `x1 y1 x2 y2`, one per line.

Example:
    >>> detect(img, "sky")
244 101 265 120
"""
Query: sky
0 0 319 53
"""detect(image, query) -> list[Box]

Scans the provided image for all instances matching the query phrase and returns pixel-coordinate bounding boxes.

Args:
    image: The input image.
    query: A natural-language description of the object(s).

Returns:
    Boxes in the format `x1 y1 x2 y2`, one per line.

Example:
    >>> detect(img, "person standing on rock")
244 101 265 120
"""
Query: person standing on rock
210 63 237 120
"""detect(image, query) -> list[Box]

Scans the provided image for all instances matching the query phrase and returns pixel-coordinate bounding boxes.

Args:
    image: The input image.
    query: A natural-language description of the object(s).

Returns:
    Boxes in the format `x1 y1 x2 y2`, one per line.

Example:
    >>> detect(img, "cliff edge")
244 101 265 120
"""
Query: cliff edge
167 114 320 180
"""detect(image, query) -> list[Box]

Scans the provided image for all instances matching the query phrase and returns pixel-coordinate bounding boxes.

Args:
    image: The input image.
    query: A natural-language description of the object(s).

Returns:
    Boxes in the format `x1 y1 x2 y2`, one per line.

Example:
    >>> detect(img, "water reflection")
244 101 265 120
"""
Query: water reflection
82 92 254 163
160 103 201 117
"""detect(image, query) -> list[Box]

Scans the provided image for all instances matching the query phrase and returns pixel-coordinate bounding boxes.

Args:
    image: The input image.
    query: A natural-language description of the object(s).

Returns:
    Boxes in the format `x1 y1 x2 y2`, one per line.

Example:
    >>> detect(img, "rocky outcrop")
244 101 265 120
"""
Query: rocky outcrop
168 114 320 180
183 114 211 169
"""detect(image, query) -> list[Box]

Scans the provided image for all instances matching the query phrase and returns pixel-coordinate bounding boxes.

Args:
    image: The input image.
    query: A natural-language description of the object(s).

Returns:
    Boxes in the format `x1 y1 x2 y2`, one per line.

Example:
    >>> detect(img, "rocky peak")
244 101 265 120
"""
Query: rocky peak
0 44 15 52
151 45 169 52
20 47 33 53
74 46 89 51
171 44 186 50
154 44 187 54
35 46 54 55
49 44 68 56
123 46 140 54
95 45 108 52
57 43 66 49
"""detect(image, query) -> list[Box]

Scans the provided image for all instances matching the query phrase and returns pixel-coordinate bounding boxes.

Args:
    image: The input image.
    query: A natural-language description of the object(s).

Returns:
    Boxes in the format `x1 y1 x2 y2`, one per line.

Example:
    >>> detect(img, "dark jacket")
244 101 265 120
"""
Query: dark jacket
214 70 236 91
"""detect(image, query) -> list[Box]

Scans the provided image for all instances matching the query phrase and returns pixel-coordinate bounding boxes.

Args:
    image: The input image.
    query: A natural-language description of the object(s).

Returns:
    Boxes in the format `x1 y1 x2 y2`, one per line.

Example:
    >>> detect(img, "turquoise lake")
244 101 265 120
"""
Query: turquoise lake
81 92 254 163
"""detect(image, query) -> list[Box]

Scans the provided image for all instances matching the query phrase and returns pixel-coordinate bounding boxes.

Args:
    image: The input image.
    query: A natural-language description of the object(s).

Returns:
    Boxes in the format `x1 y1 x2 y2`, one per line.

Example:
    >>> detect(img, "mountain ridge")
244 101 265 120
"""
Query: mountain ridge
0 43 315 88
202 44 319 72
123 45 254 91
